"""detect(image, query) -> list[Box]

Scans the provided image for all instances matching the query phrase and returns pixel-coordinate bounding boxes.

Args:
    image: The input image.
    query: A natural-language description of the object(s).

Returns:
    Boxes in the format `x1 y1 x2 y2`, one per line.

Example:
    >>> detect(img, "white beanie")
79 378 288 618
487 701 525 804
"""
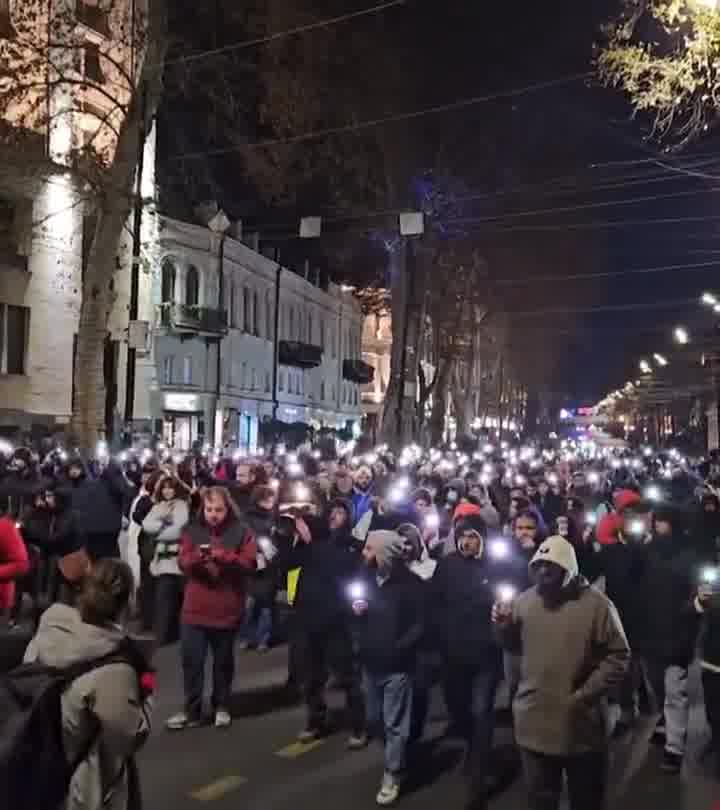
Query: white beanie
530 535 579 586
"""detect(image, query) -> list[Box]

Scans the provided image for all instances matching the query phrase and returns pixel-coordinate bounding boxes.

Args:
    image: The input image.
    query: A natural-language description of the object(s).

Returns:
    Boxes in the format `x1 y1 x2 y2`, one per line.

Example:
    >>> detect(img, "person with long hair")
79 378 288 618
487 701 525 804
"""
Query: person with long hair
167 487 257 731
142 473 190 647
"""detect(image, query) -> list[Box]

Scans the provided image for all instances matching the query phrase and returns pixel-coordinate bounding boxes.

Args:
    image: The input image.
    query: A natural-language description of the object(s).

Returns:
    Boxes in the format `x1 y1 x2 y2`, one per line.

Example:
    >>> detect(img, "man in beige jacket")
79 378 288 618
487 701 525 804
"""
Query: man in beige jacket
493 535 629 810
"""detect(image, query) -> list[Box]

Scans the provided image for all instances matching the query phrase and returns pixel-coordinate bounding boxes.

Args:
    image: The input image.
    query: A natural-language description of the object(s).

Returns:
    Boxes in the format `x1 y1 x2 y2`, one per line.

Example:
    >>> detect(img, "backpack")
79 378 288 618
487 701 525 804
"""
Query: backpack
0 640 142 810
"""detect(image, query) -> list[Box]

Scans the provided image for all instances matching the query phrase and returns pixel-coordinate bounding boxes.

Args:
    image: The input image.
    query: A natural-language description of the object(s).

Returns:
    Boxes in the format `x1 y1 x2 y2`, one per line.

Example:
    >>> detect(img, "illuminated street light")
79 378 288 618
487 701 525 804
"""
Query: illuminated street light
639 359 652 375
653 353 668 367
702 292 718 306
673 326 689 345
697 0 719 9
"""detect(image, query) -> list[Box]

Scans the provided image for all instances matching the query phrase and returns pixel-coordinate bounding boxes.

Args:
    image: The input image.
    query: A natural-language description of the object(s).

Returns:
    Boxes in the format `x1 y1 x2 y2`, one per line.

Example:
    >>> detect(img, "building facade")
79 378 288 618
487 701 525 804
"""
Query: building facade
110 215 366 451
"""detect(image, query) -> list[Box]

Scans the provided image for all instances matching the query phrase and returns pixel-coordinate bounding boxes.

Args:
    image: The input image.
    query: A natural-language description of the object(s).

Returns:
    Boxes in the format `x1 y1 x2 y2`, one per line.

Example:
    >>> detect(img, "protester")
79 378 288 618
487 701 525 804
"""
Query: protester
352 530 425 806
493 535 630 810
168 486 256 730
23 559 154 810
0 513 30 622
142 473 191 647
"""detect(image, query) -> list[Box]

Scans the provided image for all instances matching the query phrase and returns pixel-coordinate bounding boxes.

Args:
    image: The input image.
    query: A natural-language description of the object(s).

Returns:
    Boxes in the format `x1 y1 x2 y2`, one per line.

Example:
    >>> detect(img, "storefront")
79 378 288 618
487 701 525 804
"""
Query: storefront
162 392 206 450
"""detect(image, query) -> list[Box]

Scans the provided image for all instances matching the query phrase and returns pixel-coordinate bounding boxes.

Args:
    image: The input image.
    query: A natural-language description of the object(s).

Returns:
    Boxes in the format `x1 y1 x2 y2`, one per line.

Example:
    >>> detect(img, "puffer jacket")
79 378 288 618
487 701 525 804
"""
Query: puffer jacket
23 604 152 810
142 499 190 577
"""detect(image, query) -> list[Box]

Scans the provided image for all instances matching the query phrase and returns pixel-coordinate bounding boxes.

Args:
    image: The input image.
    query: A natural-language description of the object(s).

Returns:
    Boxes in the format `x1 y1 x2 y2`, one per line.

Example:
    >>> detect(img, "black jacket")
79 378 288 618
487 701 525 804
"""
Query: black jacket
0 471 45 520
21 491 84 558
431 552 502 664
634 535 701 664
355 564 425 674
597 541 646 644
63 463 134 537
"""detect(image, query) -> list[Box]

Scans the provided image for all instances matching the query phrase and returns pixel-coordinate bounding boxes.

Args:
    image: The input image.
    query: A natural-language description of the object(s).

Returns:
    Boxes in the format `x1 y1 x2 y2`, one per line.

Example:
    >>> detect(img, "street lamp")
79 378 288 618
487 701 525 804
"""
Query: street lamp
673 326 689 345
702 292 718 306
639 359 652 375
653 353 668 367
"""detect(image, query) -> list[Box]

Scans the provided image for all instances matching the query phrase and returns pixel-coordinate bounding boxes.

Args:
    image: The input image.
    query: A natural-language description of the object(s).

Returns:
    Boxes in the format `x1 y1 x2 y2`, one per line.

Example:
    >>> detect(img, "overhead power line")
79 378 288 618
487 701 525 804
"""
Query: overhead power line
169 72 591 160
488 212 720 234
162 0 408 68
496 259 720 285
509 298 698 317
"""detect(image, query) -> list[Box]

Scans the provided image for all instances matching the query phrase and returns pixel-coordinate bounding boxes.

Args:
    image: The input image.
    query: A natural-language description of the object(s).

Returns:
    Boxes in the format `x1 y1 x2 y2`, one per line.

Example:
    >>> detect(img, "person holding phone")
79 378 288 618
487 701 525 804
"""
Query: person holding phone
492 535 629 810
167 487 256 731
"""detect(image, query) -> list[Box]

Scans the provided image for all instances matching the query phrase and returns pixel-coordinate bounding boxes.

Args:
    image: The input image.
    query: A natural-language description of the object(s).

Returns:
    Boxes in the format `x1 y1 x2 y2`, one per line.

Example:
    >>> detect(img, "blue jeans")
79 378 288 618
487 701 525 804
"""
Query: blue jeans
181 624 236 719
242 595 273 647
363 670 413 776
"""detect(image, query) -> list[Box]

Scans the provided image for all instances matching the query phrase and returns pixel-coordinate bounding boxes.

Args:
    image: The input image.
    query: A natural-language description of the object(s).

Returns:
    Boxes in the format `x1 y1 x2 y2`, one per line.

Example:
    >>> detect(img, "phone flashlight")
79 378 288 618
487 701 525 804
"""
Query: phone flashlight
496 584 516 603
348 581 366 601
425 513 440 530
489 539 509 560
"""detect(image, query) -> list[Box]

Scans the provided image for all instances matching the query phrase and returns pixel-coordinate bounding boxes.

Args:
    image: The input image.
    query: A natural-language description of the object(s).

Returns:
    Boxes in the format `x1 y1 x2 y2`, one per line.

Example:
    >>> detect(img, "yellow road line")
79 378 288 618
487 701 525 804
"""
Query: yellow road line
274 739 325 759
190 774 247 802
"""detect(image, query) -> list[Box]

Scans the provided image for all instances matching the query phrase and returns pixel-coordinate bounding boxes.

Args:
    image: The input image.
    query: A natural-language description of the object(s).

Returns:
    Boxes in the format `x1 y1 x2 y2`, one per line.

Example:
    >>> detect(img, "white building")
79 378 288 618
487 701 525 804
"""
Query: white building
110 215 367 451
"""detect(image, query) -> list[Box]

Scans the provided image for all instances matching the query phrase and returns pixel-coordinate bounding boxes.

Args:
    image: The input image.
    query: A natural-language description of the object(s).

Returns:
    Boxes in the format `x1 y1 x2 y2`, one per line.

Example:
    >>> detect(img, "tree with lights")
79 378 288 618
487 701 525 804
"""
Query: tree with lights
597 0 720 148
0 0 167 450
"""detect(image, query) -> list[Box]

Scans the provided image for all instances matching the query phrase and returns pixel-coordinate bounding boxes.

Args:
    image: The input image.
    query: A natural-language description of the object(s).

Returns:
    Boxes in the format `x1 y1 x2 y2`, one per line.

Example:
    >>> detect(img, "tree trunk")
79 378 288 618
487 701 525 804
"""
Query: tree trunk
379 239 408 447
428 358 452 446
69 0 167 451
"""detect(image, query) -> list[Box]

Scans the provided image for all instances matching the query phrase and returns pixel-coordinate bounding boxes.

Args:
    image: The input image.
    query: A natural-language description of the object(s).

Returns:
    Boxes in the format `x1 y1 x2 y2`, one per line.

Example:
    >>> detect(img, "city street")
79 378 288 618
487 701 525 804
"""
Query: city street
139 643 720 810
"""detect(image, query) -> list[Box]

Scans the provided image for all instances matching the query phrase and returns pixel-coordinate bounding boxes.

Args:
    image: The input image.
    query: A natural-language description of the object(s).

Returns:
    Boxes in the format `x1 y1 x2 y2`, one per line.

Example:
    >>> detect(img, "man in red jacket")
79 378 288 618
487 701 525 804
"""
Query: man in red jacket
0 515 30 619
167 486 256 731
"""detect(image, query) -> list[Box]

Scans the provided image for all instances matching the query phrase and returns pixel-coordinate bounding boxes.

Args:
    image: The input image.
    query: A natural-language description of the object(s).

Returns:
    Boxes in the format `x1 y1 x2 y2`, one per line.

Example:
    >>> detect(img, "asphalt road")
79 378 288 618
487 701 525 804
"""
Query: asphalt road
138 643 720 810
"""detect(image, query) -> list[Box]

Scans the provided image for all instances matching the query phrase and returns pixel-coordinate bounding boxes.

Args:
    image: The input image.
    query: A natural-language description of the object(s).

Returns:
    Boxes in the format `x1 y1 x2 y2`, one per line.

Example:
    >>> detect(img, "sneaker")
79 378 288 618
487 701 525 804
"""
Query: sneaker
166 712 203 731
660 750 683 773
298 727 323 743
347 733 369 750
376 774 400 806
214 709 232 729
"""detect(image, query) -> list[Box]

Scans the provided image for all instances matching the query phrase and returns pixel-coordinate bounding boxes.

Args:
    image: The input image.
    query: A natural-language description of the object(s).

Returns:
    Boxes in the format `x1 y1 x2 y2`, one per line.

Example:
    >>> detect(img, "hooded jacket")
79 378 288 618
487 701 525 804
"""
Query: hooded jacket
23 604 151 810
496 536 630 756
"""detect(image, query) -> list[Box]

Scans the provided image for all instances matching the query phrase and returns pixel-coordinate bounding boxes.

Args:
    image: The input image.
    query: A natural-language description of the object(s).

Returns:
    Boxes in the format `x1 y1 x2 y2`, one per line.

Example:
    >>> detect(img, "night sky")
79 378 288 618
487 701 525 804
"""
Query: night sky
158 0 720 406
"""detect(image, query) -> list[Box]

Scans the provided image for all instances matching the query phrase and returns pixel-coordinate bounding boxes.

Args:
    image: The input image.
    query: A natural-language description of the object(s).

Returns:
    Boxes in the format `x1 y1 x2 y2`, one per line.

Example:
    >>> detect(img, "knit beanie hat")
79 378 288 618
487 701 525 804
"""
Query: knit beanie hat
367 530 407 574
530 535 579 586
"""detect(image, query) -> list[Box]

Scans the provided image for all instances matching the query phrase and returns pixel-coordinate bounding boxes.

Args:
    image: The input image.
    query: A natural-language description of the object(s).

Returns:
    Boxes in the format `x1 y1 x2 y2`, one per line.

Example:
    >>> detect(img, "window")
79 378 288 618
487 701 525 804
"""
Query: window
83 43 104 83
227 280 234 327
253 290 260 336
243 286 250 332
265 371 271 393
186 265 199 308
279 370 285 392
182 356 192 385
162 356 173 385
320 380 325 401
76 0 110 36
265 292 273 342
251 368 258 390
0 0 17 39
331 327 337 358
319 318 325 350
307 312 313 344
241 362 247 389
161 259 176 305
289 306 294 340
354 387 358 406
299 373 303 395
0 303 28 374
331 384 336 402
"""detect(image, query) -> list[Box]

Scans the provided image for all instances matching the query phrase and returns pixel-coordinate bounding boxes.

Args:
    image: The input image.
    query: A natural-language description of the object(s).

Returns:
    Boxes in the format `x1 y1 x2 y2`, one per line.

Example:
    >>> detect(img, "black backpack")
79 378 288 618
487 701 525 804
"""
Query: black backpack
0 641 141 810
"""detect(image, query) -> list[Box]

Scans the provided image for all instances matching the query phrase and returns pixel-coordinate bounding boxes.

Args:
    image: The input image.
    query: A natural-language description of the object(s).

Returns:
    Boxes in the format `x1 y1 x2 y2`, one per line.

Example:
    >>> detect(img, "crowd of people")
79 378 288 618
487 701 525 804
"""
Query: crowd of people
1 437 720 810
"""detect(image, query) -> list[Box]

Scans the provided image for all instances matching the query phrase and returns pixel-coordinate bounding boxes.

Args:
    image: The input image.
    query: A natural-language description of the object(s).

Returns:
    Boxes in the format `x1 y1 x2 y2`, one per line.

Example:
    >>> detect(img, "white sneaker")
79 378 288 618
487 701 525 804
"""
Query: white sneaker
166 712 203 731
214 709 232 729
376 774 400 806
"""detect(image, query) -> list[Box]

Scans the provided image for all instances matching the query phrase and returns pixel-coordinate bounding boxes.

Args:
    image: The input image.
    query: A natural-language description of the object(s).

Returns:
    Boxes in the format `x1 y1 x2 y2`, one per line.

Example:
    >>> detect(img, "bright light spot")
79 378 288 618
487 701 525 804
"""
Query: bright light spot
425 513 440 529
645 485 662 502
653 353 668 367
639 359 652 375
496 584 516 603
630 520 645 536
587 472 599 485
295 484 310 501
703 567 719 584
702 292 718 306
585 512 597 525
489 540 509 559
348 581 366 600
674 326 689 345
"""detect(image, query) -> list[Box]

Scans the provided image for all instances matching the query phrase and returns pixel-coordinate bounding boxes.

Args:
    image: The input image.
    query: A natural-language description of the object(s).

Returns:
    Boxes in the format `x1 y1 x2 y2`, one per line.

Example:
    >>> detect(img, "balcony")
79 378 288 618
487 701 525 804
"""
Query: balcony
279 340 323 369
158 304 227 335
343 358 374 384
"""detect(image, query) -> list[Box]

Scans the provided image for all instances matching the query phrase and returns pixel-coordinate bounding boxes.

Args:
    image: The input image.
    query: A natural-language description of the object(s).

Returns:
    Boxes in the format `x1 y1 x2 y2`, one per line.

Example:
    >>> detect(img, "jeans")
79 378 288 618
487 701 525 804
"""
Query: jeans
298 628 365 735
242 595 273 647
521 748 607 810
363 670 413 776
445 657 502 802
181 624 236 719
153 575 183 647
642 658 690 756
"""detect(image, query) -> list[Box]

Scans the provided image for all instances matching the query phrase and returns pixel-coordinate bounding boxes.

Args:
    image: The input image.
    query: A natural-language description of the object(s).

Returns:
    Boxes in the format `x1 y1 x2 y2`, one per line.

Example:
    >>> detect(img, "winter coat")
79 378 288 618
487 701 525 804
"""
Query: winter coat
535 492 564 526
179 519 257 629
696 593 720 672
595 540 646 643
143 499 190 577
21 491 85 558
0 470 45 520
244 506 277 600
431 552 502 665
496 578 629 756
354 564 425 674
691 500 720 565
65 464 135 539
633 535 701 665
0 516 30 609
23 604 152 810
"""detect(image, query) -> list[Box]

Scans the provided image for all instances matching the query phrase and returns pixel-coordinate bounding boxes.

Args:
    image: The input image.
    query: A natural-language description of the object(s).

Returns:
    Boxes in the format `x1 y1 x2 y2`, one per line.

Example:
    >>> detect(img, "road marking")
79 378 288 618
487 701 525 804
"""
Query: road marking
275 739 325 758
190 774 247 802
